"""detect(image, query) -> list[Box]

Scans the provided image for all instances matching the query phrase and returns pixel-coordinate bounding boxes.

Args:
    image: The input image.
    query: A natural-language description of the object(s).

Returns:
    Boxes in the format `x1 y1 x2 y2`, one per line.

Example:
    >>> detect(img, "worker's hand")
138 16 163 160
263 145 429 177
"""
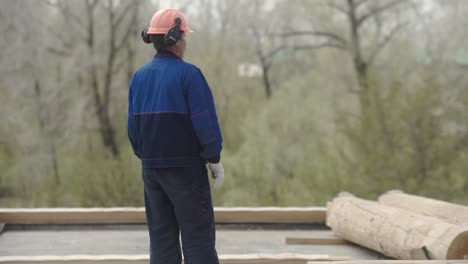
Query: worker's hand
208 162 224 189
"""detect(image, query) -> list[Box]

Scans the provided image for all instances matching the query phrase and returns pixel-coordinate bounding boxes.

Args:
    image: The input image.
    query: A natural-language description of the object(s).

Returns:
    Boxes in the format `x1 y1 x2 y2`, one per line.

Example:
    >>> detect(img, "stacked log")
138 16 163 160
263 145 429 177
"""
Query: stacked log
379 190 468 225
326 193 468 260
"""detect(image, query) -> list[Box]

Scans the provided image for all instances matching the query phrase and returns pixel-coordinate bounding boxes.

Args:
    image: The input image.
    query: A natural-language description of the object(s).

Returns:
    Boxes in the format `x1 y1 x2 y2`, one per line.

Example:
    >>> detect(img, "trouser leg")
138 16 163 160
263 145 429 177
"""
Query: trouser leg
158 165 219 264
142 169 182 264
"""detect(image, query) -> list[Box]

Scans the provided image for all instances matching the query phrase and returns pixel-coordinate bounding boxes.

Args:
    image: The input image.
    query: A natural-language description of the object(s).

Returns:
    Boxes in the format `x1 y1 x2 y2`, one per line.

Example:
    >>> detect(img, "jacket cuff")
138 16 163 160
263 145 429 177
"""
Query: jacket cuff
206 155 220 164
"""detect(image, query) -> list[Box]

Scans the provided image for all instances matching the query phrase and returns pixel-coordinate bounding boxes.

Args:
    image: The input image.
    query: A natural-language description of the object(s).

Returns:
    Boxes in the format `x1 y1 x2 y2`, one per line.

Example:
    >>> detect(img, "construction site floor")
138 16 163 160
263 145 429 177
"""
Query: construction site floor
0 224 385 259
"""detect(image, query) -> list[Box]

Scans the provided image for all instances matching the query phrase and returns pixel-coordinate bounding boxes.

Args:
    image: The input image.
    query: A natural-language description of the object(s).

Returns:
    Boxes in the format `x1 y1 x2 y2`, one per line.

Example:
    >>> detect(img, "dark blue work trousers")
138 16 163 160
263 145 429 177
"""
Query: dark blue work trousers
142 164 219 264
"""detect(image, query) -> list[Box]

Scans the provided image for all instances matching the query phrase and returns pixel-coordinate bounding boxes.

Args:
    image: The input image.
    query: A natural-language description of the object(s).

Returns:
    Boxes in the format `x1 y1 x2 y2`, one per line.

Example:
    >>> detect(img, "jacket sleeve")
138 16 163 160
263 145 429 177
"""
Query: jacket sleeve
127 77 140 158
186 68 223 163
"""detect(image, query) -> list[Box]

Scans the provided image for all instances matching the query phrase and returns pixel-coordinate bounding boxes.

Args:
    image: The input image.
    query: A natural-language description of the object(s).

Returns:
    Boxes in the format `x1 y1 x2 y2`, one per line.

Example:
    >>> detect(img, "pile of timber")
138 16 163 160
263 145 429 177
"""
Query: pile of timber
326 191 468 261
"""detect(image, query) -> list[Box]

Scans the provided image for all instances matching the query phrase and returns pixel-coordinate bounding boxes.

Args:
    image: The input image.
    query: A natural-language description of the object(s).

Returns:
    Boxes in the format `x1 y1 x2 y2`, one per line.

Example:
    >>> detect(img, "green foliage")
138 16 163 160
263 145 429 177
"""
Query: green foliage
336 68 468 200
0 129 144 207
214 76 349 206
3 63 468 207
2 0 468 208
0 135 15 201
60 145 143 207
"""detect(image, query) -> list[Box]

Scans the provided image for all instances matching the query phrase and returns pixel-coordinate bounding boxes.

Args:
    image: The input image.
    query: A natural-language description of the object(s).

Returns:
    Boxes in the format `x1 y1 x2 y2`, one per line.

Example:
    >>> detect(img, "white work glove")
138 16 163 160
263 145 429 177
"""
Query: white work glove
208 162 224 189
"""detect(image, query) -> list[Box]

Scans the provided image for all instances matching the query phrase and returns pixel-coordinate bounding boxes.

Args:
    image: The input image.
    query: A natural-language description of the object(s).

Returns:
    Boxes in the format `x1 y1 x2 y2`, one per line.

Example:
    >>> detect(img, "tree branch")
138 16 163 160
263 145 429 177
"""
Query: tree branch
41 0 88 41
42 0 87 29
368 21 409 64
327 2 348 15
262 41 347 68
249 22 274 98
112 1 133 29
115 7 139 53
357 0 408 27
45 46 71 57
291 42 346 51
271 30 348 48
371 9 384 47
44 24 72 45
265 46 285 60
355 0 370 9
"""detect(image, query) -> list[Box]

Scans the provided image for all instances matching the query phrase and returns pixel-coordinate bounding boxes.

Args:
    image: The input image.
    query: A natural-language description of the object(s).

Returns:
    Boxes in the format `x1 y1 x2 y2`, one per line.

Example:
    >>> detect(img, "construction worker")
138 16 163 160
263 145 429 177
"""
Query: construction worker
127 9 224 264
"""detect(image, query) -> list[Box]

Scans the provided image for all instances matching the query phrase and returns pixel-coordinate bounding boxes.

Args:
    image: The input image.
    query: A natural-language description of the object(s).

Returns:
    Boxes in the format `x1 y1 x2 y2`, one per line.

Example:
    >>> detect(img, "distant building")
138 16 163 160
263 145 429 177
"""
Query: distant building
238 63 263 77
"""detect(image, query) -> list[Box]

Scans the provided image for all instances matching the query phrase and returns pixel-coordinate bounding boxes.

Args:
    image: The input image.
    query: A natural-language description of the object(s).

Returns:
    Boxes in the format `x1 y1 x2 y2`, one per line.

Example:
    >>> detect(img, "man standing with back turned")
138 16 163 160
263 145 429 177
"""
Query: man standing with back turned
127 9 224 264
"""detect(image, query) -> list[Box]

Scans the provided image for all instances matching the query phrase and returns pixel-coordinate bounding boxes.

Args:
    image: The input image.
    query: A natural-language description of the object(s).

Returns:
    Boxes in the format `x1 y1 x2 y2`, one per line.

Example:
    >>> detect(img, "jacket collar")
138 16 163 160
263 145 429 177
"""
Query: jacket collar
154 49 182 60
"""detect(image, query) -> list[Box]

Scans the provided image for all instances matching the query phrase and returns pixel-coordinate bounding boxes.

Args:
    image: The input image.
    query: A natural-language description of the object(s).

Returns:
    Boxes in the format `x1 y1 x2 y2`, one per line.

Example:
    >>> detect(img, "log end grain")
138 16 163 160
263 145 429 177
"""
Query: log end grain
447 230 468 260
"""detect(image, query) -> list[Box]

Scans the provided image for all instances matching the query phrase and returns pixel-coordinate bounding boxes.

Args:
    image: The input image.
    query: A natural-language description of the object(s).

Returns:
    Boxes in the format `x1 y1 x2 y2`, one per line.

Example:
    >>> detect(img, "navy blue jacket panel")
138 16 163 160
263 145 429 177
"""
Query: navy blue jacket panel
127 50 222 167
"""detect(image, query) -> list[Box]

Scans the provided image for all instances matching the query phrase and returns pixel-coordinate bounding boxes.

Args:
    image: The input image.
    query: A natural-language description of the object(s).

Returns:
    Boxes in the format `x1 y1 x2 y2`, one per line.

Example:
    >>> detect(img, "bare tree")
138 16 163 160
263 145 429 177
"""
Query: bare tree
246 0 288 99
249 23 282 98
272 0 410 113
42 0 142 157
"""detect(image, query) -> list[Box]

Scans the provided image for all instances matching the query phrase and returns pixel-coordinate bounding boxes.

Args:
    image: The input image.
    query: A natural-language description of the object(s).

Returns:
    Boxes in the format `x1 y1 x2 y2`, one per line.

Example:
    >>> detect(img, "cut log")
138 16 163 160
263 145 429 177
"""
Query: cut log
326 193 468 260
379 190 468 225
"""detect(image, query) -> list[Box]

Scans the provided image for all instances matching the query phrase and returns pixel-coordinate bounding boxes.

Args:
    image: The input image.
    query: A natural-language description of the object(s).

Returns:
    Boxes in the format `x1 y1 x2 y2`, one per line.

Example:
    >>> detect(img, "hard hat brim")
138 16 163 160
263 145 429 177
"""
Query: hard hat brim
147 27 193 35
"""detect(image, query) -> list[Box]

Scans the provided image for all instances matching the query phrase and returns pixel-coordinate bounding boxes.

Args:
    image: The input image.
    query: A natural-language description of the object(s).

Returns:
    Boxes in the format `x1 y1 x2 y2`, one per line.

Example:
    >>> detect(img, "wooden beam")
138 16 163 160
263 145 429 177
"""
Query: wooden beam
0 207 326 224
327 193 468 260
0 254 351 264
379 190 468 225
285 237 350 245
215 207 326 224
308 261 468 264
0 208 146 224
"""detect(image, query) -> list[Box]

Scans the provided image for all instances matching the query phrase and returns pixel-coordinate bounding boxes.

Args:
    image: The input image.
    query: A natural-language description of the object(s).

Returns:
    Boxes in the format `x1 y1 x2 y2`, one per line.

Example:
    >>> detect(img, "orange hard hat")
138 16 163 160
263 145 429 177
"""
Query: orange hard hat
147 9 193 34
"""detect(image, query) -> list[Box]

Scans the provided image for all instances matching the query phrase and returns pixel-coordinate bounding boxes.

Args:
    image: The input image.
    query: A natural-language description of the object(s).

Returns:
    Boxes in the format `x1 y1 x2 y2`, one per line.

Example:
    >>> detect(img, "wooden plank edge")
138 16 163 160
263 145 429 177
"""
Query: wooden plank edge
0 207 327 224
215 207 326 224
307 261 468 264
0 254 351 264
285 237 350 245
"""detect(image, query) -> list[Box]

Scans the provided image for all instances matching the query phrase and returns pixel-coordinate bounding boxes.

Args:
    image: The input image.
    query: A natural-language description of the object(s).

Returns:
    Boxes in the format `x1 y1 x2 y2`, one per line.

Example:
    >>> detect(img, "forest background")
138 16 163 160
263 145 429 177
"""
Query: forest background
1 0 467 207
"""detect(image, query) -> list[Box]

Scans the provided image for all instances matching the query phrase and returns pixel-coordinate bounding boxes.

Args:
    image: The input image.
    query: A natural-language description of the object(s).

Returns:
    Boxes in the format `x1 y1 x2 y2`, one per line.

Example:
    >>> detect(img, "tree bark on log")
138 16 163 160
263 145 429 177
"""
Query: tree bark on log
326 193 468 260
379 190 468 225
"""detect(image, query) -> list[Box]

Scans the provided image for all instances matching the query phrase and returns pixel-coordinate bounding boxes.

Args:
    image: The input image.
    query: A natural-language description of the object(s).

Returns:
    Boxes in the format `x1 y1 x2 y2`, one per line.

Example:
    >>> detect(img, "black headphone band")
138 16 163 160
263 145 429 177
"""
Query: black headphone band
164 18 183 46
141 27 151 44
175 17 182 27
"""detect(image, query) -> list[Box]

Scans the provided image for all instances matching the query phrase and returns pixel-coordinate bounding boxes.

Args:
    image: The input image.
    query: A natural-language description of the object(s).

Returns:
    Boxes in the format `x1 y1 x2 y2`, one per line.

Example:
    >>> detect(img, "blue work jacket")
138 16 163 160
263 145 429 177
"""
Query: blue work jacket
127 50 222 167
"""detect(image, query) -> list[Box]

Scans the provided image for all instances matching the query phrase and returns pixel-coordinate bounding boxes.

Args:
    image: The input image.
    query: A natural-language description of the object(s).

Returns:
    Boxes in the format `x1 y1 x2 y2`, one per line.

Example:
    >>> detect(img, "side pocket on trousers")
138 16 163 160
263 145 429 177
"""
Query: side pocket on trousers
193 165 213 221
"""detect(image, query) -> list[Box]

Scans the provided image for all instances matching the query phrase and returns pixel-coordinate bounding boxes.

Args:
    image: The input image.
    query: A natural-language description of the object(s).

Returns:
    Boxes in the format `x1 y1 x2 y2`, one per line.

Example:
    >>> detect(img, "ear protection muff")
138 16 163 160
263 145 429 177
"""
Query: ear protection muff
141 27 151 44
141 18 182 45
164 18 182 46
